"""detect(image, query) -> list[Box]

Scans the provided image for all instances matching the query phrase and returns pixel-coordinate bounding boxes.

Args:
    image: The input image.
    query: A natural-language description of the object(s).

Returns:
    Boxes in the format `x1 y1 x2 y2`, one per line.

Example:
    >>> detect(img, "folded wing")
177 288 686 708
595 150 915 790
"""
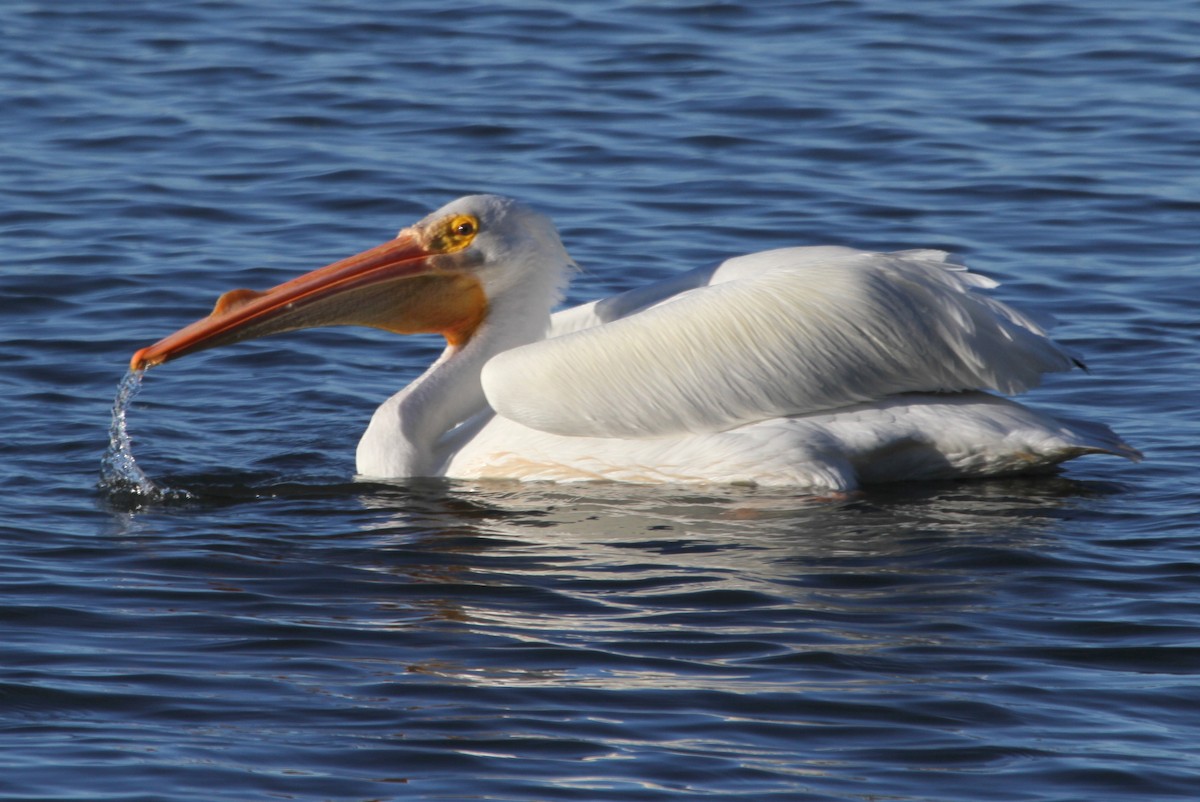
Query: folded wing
482 247 1079 439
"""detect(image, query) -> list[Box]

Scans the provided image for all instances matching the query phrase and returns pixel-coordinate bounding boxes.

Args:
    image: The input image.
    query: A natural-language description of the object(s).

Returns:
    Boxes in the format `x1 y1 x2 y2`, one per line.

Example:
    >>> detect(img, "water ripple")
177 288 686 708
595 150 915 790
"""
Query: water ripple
2 0 1198 799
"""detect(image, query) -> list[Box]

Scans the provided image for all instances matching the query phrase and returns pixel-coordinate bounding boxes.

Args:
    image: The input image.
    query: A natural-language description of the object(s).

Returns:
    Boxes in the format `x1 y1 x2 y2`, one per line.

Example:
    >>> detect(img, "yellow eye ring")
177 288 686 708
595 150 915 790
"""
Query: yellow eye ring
429 213 480 253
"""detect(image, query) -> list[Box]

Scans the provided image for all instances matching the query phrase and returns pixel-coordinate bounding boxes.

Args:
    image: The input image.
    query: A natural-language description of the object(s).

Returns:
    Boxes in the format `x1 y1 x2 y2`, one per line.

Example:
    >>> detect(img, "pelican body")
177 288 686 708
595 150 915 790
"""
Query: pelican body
130 195 1139 490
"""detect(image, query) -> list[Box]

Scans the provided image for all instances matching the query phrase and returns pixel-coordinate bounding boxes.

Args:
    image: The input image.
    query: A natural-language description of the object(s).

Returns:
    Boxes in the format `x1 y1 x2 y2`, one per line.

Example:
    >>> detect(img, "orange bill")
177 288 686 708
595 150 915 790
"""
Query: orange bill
130 229 487 371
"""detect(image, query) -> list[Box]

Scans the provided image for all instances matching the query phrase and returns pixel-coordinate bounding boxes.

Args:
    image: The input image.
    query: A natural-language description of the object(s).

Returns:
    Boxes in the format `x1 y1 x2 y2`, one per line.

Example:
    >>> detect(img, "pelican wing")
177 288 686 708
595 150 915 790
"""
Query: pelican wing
482 247 1079 439
546 262 719 337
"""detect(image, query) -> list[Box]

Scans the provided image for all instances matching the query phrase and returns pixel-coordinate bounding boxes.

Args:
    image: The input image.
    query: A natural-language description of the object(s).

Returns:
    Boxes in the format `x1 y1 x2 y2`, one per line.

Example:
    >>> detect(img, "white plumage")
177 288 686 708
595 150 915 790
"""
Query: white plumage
131 194 1140 492
445 392 1135 488
484 246 1078 439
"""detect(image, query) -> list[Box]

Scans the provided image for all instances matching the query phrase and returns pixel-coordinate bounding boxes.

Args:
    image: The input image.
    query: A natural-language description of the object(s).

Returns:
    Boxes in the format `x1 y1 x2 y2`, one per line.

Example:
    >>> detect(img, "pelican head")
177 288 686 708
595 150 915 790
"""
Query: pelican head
130 194 571 371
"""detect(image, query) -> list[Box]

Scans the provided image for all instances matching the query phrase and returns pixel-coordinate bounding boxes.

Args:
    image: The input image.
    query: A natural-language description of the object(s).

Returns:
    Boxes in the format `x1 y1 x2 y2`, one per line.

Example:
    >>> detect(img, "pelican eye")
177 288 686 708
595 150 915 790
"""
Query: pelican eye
433 213 480 252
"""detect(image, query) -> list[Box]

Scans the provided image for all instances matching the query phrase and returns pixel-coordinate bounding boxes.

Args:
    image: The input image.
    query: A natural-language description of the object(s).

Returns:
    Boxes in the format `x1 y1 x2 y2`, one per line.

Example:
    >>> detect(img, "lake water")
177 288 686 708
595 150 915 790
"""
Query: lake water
3 1 1199 800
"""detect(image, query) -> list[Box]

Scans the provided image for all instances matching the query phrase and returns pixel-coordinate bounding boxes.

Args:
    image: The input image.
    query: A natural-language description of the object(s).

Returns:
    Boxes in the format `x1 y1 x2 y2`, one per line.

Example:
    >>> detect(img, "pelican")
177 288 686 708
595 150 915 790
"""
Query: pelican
130 194 1139 490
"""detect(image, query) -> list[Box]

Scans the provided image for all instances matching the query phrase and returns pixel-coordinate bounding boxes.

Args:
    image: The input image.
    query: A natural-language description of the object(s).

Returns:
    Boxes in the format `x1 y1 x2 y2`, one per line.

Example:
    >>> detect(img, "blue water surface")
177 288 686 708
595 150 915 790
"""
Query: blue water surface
2 1 1199 800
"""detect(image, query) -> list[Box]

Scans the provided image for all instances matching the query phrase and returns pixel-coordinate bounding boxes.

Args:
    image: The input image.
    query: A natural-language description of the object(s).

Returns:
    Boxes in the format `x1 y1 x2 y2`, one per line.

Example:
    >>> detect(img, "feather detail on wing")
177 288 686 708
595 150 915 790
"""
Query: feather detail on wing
482 247 1080 439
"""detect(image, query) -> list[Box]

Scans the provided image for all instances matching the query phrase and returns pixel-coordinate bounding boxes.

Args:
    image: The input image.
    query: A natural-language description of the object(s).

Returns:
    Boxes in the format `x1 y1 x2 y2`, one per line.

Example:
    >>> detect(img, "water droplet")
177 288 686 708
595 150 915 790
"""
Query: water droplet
99 369 193 503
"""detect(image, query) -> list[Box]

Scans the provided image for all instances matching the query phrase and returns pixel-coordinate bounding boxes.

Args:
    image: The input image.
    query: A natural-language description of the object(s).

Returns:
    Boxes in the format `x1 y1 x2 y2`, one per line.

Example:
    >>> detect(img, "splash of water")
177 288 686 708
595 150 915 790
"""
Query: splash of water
99 369 192 503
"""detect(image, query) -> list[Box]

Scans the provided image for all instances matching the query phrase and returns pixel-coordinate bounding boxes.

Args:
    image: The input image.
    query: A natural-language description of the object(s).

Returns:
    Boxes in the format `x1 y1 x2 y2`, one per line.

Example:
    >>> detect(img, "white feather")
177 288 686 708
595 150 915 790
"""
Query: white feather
483 247 1078 439
446 392 1138 489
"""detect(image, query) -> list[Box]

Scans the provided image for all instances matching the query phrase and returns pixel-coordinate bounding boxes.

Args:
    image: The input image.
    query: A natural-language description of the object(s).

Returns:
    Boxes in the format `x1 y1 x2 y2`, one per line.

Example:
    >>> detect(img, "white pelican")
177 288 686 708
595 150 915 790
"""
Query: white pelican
130 194 1139 490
